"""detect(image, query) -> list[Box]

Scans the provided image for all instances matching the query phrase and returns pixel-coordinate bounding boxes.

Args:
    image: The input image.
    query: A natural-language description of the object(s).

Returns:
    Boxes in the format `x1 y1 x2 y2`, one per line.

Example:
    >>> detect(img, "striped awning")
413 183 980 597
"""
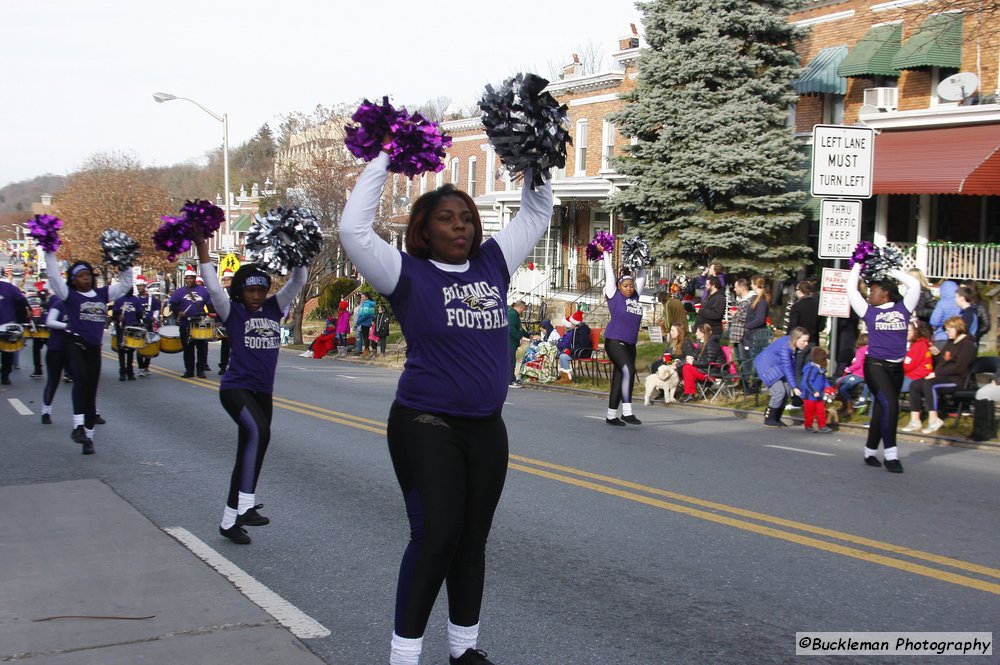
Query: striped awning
892 12 963 71
793 45 849 95
837 24 902 78
873 125 1000 196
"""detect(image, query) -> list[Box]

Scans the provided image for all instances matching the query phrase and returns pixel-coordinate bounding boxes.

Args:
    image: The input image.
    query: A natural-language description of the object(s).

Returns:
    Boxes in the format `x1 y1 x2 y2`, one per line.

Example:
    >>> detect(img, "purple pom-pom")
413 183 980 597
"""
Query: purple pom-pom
850 241 903 283
345 97 451 177
26 214 63 253
181 199 225 238
848 241 875 268
152 215 193 263
586 231 616 261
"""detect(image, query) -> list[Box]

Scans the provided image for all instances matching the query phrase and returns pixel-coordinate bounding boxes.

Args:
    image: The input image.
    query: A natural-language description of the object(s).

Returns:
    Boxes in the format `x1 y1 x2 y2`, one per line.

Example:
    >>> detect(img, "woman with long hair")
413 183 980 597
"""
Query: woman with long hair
340 147 553 665
602 250 646 426
753 327 811 427
44 254 132 453
902 316 977 435
677 323 722 402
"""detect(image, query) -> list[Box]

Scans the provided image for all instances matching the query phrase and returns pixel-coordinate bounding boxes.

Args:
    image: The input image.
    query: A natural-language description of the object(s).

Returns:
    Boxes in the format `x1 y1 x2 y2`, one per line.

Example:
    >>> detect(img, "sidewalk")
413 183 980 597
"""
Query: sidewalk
0 479 325 664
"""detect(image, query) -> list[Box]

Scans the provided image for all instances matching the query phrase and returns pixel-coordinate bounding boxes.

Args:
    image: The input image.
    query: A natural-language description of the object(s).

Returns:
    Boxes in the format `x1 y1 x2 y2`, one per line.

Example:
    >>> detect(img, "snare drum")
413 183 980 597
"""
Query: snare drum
0 323 25 353
158 325 182 353
138 332 160 358
110 333 118 352
189 317 216 341
25 324 50 340
124 326 147 350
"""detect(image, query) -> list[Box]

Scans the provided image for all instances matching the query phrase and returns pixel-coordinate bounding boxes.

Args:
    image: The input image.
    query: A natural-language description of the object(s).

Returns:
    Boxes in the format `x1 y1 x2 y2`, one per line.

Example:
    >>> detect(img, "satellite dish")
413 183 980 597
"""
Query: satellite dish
937 72 979 101
858 104 880 115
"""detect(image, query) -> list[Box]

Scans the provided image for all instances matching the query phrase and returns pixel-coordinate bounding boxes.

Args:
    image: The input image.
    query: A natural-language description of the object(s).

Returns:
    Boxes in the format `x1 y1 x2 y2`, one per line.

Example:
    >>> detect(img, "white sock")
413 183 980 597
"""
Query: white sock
237 491 256 515
622 403 633 416
84 427 94 440
389 633 422 665
221 506 238 530
607 408 618 420
448 621 479 659
42 404 52 415
864 447 878 458
73 413 83 427
884 447 898 461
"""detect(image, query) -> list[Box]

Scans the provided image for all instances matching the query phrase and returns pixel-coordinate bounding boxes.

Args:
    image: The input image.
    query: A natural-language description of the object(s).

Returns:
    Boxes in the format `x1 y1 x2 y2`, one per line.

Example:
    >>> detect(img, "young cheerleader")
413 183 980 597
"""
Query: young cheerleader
340 149 553 665
602 249 646 425
191 232 306 544
39 296 69 424
44 253 132 454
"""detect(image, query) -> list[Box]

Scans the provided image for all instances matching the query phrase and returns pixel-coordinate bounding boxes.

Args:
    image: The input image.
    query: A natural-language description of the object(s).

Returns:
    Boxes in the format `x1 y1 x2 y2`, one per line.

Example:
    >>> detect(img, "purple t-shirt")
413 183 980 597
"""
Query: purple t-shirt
388 239 510 418
219 297 283 394
113 294 145 327
864 300 910 361
604 290 643 344
66 287 110 346
169 285 211 320
0 281 27 325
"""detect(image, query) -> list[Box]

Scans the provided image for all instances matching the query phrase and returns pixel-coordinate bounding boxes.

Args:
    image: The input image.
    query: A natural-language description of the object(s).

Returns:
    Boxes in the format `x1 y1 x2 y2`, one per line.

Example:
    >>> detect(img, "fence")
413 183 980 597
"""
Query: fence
888 242 1000 283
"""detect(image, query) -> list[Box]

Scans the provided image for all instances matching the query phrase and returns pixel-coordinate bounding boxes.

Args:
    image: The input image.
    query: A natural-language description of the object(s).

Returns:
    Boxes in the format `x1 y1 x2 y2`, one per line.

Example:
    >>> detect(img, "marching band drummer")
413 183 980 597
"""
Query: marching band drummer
168 267 212 378
0 277 30 385
112 282 146 381
28 282 50 380
135 275 160 377
190 231 306 545
44 252 133 453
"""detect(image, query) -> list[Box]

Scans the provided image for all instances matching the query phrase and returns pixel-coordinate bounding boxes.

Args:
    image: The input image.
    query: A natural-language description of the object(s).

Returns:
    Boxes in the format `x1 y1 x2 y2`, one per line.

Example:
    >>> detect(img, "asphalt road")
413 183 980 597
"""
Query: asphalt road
2 340 999 664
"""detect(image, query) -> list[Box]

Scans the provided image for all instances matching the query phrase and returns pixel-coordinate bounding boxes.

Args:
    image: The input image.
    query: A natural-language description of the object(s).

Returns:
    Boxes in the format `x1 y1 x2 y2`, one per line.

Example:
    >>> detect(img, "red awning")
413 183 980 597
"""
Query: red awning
873 124 1000 196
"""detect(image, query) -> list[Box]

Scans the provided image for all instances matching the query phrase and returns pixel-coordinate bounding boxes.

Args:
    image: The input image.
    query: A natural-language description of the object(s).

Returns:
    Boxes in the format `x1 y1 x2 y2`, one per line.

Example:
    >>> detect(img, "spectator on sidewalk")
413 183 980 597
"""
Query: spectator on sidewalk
353 292 376 356
695 276 725 339
754 327 811 427
507 300 531 387
677 323 722 402
801 346 833 433
903 316 977 435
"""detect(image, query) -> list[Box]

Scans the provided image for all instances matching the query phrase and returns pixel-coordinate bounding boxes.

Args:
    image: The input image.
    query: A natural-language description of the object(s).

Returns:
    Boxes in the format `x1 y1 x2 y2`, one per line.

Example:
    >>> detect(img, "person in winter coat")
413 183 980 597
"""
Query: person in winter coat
835 333 870 412
694 276 725 338
787 280 825 343
753 327 811 427
353 292 376 356
929 280 960 348
907 269 936 322
801 345 833 433
902 320 934 393
677 323 722 401
372 304 391 357
903 316 977 435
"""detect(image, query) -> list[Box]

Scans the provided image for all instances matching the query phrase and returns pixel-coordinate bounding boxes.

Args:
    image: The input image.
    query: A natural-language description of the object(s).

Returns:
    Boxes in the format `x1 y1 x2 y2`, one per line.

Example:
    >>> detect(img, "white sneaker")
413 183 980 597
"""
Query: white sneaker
299 350 313 357
900 421 921 432
921 419 944 434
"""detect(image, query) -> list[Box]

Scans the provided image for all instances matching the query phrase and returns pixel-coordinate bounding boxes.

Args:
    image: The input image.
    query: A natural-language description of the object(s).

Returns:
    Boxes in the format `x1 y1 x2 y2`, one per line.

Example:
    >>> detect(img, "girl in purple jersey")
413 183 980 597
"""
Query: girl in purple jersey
40 296 68 424
340 150 552 665
601 249 646 426
44 254 132 453
191 233 306 545
846 262 920 472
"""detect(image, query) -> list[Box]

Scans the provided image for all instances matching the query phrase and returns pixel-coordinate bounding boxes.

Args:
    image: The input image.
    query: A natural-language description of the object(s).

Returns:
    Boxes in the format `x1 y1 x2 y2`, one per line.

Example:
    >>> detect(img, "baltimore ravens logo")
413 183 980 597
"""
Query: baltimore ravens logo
461 294 500 311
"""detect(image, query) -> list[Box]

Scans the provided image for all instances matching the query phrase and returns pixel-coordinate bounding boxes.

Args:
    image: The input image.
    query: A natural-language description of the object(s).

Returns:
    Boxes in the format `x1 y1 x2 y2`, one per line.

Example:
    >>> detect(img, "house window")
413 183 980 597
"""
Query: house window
931 67 961 106
451 158 459 183
420 173 427 195
468 156 477 197
485 147 496 194
822 94 845 124
435 171 444 188
601 121 616 171
575 119 588 176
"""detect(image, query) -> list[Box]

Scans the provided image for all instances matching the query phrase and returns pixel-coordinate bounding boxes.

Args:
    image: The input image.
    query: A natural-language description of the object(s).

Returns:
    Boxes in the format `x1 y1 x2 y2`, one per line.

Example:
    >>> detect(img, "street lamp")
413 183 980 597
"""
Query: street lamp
152 92 230 249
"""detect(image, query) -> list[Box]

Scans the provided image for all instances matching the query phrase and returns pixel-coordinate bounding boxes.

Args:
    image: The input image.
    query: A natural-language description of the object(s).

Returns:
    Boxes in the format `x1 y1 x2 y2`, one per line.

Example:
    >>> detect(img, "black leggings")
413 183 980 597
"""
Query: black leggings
43 348 67 407
65 338 101 429
219 389 273 509
605 338 637 409
386 401 508 638
863 357 904 452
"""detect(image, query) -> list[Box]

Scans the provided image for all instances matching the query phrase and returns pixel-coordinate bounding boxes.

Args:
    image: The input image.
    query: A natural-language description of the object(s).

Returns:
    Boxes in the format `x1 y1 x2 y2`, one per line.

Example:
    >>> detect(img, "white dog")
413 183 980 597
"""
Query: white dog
644 363 679 405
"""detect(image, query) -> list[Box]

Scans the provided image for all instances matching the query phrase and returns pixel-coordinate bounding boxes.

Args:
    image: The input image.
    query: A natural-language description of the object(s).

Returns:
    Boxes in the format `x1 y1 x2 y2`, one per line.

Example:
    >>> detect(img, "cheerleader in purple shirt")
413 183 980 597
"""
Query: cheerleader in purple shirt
846 262 920 472
191 233 306 545
602 250 646 426
45 253 132 454
340 151 552 665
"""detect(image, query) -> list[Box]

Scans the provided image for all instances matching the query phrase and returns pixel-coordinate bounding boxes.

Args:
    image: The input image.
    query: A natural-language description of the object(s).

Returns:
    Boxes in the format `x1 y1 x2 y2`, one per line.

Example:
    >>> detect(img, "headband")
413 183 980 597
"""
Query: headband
617 275 634 285
244 275 270 288
69 264 91 279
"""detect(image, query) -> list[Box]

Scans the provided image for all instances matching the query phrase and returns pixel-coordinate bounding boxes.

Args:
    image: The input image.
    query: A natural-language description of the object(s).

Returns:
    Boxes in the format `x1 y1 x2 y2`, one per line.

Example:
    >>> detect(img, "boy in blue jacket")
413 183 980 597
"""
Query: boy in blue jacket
802 346 833 433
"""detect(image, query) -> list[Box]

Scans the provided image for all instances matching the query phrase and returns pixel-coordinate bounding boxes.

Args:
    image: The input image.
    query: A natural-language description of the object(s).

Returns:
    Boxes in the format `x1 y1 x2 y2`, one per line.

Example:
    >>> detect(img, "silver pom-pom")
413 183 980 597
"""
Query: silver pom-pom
244 207 323 275
100 229 141 270
620 237 651 271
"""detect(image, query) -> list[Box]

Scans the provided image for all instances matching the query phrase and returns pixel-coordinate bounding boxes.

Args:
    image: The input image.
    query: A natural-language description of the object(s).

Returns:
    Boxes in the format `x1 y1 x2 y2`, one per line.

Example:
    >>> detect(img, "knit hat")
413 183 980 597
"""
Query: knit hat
134 275 148 285
338 300 349 311
565 310 584 327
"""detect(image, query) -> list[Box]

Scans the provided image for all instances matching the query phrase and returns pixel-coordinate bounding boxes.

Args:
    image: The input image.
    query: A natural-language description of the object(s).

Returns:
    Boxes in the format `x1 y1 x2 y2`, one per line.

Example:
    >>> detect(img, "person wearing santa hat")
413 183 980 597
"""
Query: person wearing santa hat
112 277 146 381
555 310 592 384
135 275 160 377
216 269 234 374
28 283 50 379
168 267 212 378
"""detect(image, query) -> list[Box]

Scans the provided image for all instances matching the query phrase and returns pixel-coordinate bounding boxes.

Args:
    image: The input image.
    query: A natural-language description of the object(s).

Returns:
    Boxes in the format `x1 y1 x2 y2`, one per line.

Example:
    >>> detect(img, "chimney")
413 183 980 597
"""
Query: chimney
619 23 639 50
563 53 583 79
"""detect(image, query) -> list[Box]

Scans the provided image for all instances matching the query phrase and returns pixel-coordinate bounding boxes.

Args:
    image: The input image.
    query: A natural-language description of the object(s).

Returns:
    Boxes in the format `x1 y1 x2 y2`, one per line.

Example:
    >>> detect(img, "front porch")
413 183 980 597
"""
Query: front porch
888 241 1000 283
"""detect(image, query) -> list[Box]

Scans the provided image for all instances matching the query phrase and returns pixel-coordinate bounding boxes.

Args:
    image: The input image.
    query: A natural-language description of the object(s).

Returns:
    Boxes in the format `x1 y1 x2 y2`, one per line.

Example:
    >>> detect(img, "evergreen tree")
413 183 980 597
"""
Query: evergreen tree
608 0 811 276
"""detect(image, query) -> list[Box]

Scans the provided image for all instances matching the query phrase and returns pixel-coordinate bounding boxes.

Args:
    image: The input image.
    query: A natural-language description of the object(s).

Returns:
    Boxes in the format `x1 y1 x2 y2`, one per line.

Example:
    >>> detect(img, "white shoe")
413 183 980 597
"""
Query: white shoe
299 350 313 357
900 421 921 432
921 419 944 434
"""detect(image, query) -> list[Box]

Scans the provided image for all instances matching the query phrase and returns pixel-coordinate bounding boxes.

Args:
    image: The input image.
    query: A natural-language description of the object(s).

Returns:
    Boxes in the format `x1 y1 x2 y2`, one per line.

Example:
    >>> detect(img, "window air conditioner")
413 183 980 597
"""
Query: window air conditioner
864 87 898 111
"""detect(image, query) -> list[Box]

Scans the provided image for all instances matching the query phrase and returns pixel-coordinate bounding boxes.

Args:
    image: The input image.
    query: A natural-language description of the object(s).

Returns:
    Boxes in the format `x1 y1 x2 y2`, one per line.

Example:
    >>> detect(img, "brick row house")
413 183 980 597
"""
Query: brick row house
791 0 1000 288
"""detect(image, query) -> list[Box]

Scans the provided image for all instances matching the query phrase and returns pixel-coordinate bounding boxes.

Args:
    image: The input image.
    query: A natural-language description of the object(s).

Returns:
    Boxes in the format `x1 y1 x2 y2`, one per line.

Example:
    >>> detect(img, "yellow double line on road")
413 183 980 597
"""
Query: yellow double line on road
144 359 1000 597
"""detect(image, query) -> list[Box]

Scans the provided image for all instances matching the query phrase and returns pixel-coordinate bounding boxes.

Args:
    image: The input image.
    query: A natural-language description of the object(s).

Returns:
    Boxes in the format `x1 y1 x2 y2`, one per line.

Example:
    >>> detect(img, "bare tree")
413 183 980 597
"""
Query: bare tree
881 0 1000 40
53 152 173 281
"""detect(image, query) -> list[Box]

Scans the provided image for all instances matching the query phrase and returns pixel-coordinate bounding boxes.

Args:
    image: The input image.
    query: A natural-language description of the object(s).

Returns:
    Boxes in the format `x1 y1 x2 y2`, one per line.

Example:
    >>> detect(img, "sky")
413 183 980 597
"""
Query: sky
2 0 642 187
